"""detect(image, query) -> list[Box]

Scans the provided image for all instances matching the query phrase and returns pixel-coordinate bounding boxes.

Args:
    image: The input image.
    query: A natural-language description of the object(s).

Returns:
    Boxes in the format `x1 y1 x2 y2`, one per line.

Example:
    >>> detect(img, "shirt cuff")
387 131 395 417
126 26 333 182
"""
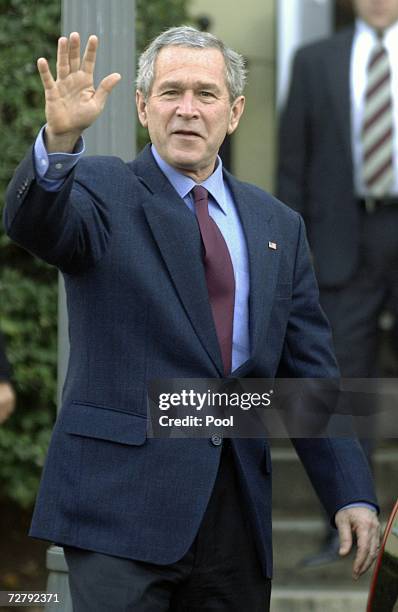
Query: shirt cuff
338 502 378 513
34 125 84 190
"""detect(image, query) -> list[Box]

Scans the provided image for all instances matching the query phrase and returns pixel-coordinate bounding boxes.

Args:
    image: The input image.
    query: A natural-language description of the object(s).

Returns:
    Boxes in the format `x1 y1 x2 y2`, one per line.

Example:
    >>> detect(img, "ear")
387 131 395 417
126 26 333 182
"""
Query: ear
136 90 148 128
227 96 245 136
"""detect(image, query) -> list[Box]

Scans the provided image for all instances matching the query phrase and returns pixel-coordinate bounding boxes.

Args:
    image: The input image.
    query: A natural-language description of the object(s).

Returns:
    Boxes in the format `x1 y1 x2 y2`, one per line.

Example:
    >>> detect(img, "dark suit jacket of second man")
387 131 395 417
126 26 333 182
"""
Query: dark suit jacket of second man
278 26 372 288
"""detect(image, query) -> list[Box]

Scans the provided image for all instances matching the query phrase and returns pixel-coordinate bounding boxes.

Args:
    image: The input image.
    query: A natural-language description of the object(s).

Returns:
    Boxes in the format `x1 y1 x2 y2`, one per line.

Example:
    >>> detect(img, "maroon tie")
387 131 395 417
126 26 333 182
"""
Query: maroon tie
192 185 235 375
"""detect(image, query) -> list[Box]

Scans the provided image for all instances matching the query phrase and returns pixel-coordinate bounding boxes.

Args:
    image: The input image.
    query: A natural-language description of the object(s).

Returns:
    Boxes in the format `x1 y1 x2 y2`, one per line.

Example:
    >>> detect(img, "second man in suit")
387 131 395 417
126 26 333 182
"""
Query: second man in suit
278 0 398 564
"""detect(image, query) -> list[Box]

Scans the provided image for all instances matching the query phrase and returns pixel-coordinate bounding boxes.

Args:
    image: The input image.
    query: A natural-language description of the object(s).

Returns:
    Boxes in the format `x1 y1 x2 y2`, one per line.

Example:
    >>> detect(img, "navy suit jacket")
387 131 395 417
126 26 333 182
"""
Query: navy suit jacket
277 27 361 288
4 143 378 577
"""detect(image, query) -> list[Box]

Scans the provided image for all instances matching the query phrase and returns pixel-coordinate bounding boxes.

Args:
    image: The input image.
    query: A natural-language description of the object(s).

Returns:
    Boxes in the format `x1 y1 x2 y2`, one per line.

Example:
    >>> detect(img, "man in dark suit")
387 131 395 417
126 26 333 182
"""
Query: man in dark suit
4 26 380 611
277 0 398 564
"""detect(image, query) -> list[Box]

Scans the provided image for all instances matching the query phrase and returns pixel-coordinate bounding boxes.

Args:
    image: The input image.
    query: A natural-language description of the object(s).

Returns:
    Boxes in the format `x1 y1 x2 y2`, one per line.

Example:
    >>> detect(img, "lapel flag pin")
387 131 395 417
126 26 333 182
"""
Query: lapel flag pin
268 241 277 250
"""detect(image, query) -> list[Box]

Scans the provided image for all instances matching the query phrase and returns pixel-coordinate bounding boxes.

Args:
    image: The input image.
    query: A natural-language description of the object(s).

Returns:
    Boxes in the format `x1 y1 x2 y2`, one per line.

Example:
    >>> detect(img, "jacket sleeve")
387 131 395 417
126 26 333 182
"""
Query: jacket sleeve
280 216 379 521
3 146 111 274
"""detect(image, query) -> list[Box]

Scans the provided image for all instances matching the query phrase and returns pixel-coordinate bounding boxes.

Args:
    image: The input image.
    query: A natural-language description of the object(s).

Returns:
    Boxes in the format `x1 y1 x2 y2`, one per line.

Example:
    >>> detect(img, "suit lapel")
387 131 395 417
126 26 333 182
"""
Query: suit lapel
129 147 224 374
225 172 281 361
130 147 282 372
325 28 354 164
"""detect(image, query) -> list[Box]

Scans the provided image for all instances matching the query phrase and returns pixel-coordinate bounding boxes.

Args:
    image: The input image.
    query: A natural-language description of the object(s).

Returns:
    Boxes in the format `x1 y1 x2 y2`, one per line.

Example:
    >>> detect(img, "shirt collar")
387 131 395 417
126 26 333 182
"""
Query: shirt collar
355 18 378 44
151 145 228 215
383 18 398 50
355 17 398 49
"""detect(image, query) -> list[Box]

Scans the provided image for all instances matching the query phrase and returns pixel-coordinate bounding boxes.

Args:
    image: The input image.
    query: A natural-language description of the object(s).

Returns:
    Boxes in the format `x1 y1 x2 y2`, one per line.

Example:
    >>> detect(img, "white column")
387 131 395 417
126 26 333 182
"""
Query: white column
49 3 136 609
57 0 136 408
276 0 333 108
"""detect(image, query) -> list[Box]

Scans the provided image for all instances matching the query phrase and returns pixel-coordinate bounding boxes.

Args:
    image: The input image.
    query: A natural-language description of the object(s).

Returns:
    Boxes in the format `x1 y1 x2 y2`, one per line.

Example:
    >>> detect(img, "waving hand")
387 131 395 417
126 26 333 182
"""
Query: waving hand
37 32 121 152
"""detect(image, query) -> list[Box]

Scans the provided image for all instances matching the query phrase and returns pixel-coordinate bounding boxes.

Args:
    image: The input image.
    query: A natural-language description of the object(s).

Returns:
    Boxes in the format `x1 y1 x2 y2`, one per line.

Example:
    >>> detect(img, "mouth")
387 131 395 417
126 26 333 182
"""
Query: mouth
172 130 202 138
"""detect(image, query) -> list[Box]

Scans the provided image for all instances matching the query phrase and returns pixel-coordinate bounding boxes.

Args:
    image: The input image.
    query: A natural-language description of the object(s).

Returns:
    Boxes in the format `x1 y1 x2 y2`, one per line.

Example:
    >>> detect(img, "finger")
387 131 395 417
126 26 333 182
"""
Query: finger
81 35 98 75
369 525 381 560
355 551 374 578
57 36 70 80
352 534 369 578
337 520 353 557
94 73 122 108
355 525 381 577
353 527 377 578
37 58 56 91
68 31 81 72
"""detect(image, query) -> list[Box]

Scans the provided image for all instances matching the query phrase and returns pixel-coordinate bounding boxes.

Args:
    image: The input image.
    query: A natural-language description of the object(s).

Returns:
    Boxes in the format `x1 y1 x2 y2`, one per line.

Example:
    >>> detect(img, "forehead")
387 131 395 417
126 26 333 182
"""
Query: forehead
153 46 228 88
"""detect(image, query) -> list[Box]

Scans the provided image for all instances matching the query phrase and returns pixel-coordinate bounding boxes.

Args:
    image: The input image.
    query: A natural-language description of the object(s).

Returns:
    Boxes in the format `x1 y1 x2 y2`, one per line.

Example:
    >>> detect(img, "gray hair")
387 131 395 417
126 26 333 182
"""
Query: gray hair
136 25 247 103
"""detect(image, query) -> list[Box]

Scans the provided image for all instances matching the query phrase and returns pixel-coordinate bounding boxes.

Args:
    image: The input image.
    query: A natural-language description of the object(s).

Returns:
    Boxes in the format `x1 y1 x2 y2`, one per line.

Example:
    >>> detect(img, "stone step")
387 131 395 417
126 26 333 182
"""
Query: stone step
270 443 397 515
270 586 369 612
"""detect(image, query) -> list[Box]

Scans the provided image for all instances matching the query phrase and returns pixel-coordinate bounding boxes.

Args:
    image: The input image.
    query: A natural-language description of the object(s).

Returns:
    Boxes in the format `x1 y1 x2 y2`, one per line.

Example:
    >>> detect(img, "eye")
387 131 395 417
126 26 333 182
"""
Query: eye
161 90 179 98
199 91 215 98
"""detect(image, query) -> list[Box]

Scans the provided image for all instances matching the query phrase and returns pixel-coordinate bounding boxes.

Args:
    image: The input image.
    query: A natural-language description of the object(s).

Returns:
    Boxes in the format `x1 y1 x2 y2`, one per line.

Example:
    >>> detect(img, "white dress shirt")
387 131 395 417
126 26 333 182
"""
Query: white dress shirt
350 18 398 196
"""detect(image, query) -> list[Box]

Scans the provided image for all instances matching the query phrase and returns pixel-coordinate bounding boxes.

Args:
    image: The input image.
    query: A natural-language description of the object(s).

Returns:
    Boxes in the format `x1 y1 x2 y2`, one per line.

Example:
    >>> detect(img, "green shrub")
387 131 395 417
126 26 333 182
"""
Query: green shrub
0 0 189 508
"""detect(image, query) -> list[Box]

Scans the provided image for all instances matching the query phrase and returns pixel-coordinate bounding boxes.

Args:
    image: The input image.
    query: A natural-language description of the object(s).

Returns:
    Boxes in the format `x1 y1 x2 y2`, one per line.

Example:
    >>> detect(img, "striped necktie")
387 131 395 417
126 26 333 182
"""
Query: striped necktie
362 35 394 197
192 186 235 375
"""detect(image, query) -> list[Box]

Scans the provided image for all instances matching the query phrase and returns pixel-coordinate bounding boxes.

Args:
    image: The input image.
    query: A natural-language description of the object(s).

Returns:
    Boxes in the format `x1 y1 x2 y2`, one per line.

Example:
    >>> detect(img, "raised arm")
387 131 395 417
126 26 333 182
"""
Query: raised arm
37 32 121 153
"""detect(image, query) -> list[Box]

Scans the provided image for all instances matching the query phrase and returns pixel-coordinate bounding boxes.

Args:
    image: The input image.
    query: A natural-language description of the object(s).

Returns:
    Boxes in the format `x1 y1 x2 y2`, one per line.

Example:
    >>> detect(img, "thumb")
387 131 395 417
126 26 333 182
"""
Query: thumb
336 517 353 556
95 73 122 108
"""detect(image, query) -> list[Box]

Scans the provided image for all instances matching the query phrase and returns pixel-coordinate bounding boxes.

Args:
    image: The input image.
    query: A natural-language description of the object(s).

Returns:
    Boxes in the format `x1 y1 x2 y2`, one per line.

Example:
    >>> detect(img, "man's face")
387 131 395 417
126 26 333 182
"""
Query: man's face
353 0 398 29
136 46 245 183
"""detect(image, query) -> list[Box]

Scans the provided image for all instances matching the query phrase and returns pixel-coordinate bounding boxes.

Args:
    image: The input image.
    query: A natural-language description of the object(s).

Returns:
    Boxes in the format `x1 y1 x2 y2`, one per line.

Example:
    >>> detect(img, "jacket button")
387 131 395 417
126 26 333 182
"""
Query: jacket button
210 434 222 446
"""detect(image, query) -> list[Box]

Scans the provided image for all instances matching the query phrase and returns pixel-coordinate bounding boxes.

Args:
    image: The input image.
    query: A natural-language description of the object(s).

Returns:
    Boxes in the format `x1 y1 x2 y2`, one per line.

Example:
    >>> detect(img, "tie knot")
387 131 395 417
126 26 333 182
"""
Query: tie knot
192 185 208 205
375 28 385 42
369 39 388 62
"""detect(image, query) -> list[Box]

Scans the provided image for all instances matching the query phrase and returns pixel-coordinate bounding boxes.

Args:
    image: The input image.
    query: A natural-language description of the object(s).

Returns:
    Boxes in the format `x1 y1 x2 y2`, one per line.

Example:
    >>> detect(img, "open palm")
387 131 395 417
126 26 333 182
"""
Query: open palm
37 32 121 149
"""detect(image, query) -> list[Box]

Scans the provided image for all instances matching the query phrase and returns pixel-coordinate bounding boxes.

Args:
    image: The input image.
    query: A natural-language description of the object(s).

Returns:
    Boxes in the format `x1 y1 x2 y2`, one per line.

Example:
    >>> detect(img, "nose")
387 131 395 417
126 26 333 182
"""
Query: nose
176 91 199 118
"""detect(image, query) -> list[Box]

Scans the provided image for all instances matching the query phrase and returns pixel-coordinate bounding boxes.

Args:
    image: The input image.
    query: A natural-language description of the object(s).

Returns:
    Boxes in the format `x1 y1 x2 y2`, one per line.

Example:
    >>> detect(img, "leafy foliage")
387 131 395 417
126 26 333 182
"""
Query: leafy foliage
0 0 189 507
0 0 60 508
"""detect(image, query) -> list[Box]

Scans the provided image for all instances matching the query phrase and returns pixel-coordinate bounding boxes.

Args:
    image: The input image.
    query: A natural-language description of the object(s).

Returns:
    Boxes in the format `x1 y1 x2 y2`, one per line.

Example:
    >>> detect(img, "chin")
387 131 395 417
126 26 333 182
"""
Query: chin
368 15 394 29
170 154 200 169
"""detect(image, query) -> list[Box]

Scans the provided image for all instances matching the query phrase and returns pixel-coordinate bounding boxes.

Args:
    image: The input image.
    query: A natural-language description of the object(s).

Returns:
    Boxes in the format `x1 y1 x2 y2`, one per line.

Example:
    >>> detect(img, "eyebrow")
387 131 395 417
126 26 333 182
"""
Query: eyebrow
157 80 222 94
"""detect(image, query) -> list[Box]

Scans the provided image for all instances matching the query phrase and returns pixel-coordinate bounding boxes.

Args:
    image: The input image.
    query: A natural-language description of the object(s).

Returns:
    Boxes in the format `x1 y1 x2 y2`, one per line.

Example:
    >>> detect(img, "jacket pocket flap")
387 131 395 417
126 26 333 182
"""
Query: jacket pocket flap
61 402 147 446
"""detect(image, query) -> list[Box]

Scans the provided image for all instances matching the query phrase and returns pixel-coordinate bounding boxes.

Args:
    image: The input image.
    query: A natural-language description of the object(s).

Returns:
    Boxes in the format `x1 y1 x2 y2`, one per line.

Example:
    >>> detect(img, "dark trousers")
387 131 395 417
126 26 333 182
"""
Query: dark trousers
64 442 271 611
